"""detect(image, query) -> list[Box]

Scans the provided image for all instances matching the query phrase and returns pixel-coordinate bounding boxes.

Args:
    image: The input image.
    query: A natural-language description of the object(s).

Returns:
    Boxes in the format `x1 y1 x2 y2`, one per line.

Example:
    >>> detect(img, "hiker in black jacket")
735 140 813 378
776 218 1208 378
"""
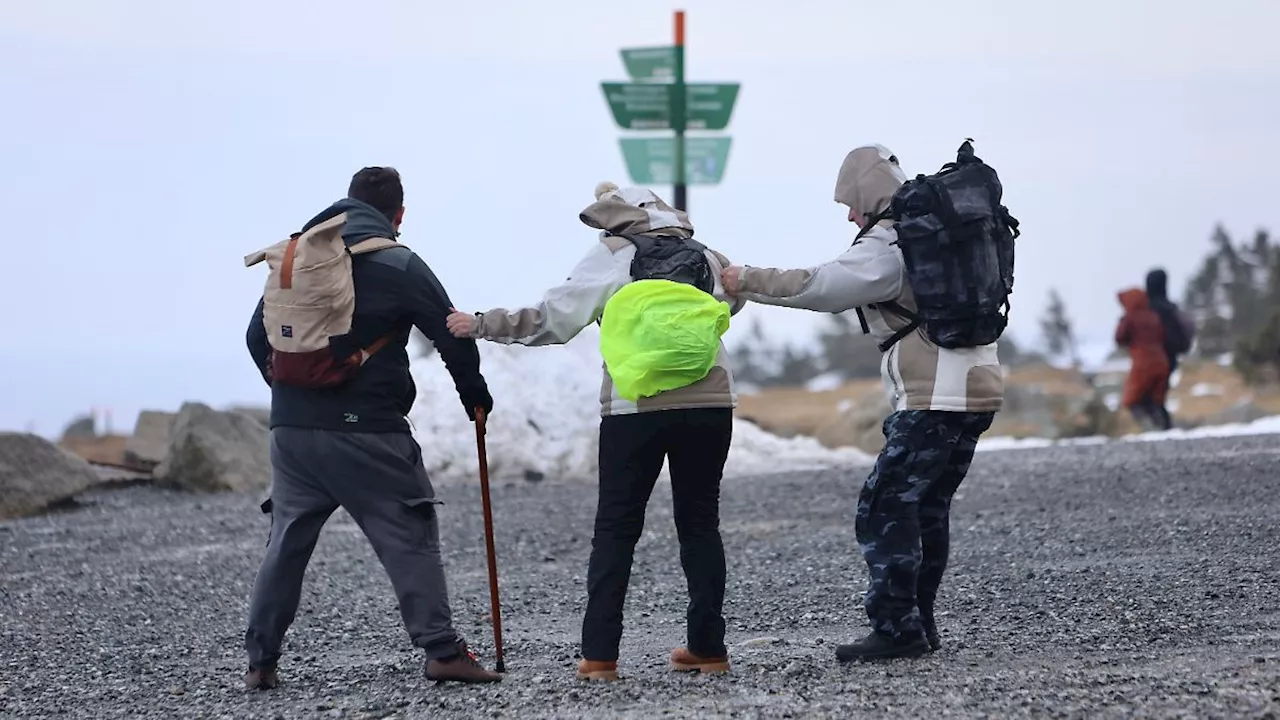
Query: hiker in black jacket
242 167 500 688
1145 268 1192 430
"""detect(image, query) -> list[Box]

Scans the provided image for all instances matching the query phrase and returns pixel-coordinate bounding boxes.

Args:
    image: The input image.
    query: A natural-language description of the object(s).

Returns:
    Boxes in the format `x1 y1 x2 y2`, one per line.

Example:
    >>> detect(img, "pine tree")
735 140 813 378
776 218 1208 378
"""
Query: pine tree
776 344 822 385
729 316 771 385
816 311 882 380
1039 289 1079 366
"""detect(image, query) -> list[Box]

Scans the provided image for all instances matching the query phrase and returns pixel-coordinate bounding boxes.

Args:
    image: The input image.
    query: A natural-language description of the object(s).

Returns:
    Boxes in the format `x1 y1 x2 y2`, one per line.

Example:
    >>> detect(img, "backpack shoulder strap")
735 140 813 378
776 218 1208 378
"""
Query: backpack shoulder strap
851 208 897 336
616 233 654 255
874 300 921 353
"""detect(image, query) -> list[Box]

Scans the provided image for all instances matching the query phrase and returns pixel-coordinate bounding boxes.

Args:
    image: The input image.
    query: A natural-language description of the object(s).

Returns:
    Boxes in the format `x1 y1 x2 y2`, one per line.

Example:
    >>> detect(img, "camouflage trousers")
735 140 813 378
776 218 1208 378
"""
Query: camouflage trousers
855 410 995 639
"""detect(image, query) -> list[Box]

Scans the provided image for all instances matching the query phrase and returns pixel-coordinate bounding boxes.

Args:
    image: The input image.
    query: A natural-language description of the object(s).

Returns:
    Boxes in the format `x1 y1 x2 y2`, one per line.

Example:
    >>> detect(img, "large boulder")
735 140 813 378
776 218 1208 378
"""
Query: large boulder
123 410 175 470
227 405 270 428
813 387 891 454
0 433 103 520
60 414 97 440
154 402 270 492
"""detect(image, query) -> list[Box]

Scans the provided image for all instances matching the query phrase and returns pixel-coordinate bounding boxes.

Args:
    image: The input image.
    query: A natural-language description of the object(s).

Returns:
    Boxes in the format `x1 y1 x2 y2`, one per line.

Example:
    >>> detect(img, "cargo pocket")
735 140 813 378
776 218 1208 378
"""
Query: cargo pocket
401 497 443 546
260 497 274 547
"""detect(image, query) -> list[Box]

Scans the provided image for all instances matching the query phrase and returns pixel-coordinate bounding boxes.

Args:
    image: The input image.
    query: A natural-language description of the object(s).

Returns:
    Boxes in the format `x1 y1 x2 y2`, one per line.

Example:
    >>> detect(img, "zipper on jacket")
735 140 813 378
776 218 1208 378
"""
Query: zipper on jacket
886 343 903 405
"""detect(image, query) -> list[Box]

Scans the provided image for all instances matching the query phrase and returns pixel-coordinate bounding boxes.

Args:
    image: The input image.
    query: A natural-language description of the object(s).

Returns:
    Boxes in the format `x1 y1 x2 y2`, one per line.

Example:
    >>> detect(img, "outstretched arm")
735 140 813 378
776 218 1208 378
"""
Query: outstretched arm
705 248 747 316
724 236 904 314
402 254 493 420
450 243 629 346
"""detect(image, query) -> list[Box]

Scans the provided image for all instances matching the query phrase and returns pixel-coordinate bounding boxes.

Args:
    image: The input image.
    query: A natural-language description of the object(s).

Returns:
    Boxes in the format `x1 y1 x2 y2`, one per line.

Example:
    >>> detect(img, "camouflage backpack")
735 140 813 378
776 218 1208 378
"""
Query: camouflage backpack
858 139 1021 352
243 213 398 389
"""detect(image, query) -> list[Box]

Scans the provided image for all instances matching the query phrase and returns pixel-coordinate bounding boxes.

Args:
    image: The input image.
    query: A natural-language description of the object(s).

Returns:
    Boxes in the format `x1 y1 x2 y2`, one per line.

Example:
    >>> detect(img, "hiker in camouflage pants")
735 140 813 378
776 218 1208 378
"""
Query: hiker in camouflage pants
856 410 994 647
721 144 1005 661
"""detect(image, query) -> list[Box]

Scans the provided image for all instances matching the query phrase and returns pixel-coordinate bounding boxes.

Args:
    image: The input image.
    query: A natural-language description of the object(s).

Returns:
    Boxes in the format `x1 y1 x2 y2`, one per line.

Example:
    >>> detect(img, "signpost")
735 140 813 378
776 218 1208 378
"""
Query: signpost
600 11 740 212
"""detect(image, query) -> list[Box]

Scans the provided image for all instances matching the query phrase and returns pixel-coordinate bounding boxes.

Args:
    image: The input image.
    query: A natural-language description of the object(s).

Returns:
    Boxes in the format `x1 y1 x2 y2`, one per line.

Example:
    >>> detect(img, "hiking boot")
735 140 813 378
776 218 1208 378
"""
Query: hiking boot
835 631 931 662
669 647 730 674
922 615 941 652
425 641 502 683
244 665 279 690
576 659 619 681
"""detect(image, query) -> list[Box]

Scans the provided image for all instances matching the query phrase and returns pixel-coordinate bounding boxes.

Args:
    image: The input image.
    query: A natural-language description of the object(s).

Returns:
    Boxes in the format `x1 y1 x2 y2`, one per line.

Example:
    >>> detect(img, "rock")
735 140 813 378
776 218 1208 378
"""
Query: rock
813 387 890 454
1202 400 1268 427
153 403 270 492
124 411 175 470
227 405 270 428
60 414 97 440
0 432 103 520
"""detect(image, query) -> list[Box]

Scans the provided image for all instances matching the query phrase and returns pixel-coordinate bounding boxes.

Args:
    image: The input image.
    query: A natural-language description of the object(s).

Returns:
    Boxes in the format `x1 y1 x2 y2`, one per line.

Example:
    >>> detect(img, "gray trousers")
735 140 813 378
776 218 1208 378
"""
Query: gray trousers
244 427 458 668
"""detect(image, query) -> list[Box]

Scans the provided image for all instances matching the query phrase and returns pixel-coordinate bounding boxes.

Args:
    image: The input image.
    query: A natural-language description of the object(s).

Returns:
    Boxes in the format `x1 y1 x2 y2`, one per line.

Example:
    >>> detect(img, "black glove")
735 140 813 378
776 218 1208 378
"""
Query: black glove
463 388 494 422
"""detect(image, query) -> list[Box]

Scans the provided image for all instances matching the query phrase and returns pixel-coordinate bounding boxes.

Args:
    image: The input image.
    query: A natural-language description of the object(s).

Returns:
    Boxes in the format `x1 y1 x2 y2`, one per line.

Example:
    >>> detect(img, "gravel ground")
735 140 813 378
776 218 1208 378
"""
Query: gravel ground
3 434 1279 719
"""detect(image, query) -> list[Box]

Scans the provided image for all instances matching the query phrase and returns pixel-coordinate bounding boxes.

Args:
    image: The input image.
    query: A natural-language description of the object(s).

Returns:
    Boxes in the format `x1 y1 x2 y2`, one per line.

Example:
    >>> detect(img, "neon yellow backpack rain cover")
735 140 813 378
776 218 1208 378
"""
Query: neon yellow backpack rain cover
599 279 731 402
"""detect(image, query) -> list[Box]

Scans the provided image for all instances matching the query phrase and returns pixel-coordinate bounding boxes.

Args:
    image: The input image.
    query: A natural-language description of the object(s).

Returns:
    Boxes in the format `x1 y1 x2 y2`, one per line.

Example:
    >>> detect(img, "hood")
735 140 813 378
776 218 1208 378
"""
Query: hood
579 182 694 238
1145 269 1168 301
1118 287 1150 313
299 198 397 246
833 144 908 218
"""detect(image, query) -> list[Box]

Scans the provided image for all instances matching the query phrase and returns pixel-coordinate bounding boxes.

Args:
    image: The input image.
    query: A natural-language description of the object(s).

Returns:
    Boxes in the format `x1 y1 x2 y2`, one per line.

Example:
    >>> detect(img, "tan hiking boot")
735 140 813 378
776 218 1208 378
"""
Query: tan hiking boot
425 641 503 683
576 659 619 681
669 647 730 674
244 665 279 690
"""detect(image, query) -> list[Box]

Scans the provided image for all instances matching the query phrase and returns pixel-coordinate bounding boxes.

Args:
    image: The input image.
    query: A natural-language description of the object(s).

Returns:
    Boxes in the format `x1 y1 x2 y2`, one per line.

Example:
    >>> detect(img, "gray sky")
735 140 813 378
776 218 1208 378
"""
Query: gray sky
2 0 1277 436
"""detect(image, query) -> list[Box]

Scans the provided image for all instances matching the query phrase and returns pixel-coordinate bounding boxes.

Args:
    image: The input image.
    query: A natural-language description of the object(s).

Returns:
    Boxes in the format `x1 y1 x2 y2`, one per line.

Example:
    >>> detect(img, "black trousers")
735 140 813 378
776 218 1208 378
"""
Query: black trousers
580 408 734 662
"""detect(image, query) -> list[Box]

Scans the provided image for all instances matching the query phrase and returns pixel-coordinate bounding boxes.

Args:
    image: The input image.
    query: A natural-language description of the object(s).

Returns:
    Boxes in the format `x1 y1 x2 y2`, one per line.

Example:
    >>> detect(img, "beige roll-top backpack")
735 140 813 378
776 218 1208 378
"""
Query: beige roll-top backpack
244 212 399 389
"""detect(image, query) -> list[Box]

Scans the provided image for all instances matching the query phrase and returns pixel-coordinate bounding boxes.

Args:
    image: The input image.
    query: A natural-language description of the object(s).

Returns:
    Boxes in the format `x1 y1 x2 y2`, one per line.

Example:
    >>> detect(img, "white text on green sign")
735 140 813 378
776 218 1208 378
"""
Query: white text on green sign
619 137 733 186
620 47 676 82
601 82 741 131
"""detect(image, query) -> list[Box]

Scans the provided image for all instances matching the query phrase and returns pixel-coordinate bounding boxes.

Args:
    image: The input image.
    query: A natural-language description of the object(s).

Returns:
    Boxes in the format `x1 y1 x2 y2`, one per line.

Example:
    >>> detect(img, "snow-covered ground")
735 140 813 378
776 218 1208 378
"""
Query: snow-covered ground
409 328 1277 481
409 327 875 482
976 414 1280 452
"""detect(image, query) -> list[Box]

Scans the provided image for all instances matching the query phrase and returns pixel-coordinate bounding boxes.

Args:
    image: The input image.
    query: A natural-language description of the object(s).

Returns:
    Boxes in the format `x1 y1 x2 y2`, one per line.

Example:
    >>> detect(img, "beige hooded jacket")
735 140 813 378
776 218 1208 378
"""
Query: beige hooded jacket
469 183 744 416
737 145 1004 414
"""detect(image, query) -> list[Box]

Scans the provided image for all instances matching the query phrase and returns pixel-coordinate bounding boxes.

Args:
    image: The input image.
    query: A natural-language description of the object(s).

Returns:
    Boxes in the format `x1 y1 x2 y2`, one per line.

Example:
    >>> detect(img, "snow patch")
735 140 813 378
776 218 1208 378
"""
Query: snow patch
977 415 1280 453
409 327 874 481
1190 382 1224 397
805 372 844 392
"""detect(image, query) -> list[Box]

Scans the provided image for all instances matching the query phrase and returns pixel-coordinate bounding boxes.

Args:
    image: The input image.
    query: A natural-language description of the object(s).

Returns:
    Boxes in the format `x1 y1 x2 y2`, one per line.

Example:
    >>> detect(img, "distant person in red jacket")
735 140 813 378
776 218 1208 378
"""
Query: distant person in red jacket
1115 288 1171 429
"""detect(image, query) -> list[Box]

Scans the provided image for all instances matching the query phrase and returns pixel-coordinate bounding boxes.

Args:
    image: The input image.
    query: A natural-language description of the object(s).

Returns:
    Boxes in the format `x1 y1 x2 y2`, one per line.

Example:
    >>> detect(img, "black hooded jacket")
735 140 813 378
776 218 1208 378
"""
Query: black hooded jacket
246 198 492 433
1145 269 1189 358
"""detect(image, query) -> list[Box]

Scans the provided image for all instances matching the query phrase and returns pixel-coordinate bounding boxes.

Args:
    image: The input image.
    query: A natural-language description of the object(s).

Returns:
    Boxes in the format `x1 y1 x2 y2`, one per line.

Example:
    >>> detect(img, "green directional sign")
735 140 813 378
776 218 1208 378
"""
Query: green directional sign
601 82 741 131
620 46 676 82
620 137 732 186
685 83 740 131
601 82 675 130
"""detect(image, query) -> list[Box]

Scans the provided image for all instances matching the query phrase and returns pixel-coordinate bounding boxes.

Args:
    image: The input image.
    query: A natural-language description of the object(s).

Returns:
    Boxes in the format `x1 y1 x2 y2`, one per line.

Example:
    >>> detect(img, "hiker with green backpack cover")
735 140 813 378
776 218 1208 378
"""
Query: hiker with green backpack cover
722 141 1019 663
445 182 743 681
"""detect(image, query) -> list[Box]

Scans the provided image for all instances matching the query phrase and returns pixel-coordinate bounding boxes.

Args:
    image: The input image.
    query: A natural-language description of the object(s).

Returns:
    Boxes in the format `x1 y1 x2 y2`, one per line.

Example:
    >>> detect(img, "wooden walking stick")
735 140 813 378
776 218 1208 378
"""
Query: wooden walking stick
473 407 505 672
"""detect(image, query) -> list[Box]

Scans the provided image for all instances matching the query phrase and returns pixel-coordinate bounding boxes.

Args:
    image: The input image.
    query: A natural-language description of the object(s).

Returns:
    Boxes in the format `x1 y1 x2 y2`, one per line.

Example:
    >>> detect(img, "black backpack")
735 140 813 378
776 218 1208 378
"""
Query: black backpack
620 233 715 295
856 139 1021 353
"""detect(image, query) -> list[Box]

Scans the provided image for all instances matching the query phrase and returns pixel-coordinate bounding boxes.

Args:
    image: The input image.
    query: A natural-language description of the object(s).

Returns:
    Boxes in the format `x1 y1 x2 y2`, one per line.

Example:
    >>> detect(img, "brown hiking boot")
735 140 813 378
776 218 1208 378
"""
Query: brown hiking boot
576 659 619 681
425 641 502 683
669 647 730 674
244 665 279 690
